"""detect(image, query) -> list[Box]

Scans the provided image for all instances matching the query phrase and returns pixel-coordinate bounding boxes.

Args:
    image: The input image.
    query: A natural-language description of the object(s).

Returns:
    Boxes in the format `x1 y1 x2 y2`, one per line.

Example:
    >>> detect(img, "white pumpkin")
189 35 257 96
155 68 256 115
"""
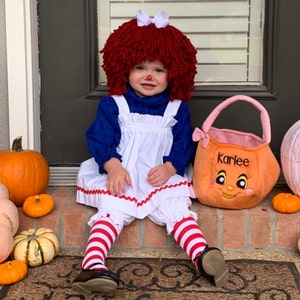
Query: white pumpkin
0 198 19 235
0 182 10 200
12 227 59 267
281 120 300 196
0 198 19 263
0 224 13 263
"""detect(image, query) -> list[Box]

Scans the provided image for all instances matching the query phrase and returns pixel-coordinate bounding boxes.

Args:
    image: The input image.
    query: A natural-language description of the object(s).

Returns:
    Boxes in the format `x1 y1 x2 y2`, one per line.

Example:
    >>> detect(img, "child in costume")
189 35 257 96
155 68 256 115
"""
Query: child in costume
73 10 229 294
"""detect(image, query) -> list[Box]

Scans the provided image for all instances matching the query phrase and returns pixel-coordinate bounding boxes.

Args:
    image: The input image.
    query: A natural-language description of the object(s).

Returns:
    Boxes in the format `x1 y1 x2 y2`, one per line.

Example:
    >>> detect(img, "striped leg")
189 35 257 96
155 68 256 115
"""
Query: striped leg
172 217 229 287
171 216 207 264
82 217 119 270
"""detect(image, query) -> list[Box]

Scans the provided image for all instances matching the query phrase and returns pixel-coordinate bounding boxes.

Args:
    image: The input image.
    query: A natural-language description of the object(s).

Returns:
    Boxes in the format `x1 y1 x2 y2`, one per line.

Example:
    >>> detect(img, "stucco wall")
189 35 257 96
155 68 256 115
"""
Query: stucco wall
0 0 9 149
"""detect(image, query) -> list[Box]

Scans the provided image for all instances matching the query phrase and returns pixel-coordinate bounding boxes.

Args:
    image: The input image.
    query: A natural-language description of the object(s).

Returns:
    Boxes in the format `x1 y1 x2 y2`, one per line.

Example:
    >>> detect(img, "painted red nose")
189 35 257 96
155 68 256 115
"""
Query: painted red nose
146 74 152 80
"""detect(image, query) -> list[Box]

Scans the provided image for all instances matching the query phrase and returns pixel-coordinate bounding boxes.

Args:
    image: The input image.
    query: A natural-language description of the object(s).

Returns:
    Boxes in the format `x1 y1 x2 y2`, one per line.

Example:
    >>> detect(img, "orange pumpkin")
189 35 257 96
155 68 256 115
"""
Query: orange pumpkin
0 260 28 285
23 194 55 218
0 137 50 206
272 192 300 213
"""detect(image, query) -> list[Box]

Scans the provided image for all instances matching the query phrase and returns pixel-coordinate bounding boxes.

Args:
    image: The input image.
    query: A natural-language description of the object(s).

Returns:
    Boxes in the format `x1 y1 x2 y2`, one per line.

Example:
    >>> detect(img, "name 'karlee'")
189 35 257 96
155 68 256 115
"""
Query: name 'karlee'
217 152 250 166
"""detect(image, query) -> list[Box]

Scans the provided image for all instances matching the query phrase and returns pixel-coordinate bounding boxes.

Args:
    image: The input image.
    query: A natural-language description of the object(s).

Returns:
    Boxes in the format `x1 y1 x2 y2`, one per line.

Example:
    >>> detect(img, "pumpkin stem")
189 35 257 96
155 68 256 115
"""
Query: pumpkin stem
28 234 38 240
11 136 23 152
35 196 40 203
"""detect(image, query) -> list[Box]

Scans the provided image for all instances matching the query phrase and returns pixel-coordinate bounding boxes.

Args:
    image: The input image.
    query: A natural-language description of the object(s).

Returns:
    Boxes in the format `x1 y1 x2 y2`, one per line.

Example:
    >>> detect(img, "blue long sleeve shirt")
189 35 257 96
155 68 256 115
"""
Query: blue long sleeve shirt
86 86 196 176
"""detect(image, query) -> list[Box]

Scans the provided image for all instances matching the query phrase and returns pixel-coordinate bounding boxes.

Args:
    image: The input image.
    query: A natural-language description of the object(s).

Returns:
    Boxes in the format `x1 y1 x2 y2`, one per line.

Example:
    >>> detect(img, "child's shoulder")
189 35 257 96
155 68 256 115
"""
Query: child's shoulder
174 99 189 110
174 100 192 117
98 95 119 111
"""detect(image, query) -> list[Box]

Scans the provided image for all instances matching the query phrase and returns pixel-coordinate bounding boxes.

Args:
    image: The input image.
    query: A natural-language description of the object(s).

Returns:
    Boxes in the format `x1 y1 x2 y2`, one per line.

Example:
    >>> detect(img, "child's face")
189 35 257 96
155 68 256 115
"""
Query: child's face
128 60 168 97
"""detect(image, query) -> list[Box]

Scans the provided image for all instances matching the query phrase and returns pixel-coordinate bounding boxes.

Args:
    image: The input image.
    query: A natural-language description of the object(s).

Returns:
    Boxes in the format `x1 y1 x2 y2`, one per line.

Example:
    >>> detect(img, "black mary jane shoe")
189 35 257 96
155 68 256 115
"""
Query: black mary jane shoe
195 246 229 288
72 269 119 295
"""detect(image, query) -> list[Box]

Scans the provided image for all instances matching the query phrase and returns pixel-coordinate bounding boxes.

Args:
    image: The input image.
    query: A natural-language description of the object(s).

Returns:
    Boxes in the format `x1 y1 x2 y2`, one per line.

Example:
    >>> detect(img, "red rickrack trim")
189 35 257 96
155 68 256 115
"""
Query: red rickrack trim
77 181 192 207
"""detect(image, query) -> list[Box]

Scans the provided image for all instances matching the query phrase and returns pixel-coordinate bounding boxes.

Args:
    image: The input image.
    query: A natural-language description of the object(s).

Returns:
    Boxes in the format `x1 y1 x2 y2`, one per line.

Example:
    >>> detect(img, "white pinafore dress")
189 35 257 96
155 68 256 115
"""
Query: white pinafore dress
76 95 194 220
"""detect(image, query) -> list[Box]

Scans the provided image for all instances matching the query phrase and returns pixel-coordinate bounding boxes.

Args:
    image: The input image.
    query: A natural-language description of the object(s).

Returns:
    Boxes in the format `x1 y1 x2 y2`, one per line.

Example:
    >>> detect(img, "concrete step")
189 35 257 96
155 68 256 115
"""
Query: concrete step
16 186 300 256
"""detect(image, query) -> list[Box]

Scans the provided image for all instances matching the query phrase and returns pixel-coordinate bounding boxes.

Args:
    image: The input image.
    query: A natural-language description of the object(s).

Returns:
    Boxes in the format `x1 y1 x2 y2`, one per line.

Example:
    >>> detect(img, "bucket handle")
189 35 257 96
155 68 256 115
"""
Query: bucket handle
200 95 271 143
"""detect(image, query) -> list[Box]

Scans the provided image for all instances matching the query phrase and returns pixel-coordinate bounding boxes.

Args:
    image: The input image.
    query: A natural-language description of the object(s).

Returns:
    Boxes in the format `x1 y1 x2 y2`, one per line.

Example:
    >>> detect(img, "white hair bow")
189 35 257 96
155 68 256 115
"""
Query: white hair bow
136 10 169 28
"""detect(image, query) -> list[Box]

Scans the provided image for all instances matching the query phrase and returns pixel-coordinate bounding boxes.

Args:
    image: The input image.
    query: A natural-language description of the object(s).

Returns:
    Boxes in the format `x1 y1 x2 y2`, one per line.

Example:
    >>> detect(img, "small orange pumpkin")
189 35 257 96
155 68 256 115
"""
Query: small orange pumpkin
272 192 300 213
23 194 55 218
0 136 50 206
0 260 28 285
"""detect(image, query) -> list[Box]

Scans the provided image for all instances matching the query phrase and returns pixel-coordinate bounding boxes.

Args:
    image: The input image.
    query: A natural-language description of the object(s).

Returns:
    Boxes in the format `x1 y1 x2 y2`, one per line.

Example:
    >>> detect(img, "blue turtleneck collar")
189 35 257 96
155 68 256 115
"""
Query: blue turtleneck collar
125 85 170 109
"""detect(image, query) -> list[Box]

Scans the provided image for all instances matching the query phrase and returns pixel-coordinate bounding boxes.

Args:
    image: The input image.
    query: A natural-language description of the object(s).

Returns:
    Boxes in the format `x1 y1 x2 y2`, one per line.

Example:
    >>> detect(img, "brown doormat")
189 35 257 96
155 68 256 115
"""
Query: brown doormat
1 256 300 299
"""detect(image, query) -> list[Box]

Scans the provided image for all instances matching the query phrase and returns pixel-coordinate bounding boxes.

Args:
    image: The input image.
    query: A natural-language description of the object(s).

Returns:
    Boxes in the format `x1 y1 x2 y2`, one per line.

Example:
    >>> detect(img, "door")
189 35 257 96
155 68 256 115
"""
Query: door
38 0 300 183
38 0 98 166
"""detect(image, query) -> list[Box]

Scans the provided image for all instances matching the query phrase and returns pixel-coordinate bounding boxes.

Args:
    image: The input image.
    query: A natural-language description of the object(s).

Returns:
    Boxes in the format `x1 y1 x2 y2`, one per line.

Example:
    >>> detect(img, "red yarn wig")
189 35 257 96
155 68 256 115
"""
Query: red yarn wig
100 16 197 102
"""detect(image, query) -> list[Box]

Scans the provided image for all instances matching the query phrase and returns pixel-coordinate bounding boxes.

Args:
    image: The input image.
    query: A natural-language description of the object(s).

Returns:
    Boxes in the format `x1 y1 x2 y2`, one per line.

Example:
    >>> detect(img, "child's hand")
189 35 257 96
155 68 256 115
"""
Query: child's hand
104 158 132 196
147 162 176 187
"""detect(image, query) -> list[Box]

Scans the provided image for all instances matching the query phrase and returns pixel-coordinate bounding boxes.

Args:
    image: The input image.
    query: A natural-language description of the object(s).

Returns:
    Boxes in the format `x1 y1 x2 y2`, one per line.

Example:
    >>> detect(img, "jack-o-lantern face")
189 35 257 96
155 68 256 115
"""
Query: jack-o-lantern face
215 170 250 198
211 168 254 200
204 150 257 208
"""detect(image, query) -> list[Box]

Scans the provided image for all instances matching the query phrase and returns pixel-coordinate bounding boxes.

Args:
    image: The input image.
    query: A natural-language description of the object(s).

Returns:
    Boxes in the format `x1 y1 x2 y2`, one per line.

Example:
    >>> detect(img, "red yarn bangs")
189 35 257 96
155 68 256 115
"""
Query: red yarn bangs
100 19 197 102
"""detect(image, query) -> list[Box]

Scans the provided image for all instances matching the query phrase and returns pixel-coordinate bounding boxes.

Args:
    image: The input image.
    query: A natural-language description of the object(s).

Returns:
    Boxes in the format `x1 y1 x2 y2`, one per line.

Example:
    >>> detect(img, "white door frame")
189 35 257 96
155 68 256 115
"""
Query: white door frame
5 0 40 151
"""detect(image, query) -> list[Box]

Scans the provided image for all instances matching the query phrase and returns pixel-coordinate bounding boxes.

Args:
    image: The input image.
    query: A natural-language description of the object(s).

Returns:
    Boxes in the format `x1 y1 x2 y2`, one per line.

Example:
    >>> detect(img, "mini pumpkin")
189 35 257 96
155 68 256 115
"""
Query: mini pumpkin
23 194 55 218
272 192 300 213
12 227 59 267
0 260 28 285
0 136 50 206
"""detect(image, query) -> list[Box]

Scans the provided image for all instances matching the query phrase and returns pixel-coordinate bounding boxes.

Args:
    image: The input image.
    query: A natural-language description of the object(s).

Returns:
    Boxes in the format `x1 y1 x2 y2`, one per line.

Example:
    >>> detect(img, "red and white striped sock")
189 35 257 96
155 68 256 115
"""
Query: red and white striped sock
82 218 119 270
171 217 207 267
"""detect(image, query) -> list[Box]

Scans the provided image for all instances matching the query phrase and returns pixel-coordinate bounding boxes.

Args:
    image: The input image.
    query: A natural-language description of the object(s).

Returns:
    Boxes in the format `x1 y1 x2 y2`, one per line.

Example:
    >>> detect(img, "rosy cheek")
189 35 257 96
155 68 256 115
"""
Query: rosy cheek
210 181 215 186
245 188 254 195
